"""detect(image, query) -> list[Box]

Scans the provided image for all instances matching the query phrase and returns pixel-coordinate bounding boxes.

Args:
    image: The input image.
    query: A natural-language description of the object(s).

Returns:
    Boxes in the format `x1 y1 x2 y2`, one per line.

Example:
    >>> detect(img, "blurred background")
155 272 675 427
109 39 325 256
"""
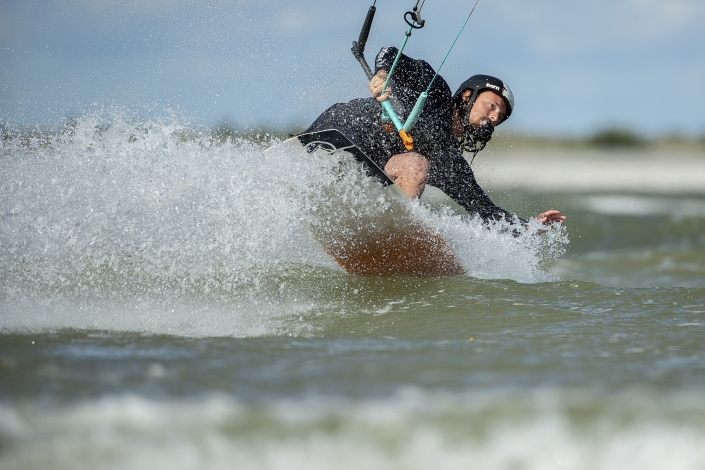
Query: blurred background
2 0 704 139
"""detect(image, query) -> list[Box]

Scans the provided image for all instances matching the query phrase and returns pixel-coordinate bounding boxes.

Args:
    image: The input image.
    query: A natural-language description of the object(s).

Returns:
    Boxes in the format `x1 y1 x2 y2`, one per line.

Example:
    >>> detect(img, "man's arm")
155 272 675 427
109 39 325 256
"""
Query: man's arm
427 151 567 231
374 46 400 73
371 46 441 112
427 152 527 226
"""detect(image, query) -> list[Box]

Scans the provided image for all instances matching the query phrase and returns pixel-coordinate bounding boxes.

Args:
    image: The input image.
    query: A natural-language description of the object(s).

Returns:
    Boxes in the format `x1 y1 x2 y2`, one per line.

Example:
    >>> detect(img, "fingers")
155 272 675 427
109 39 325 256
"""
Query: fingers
541 210 562 218
376 87 391 102
536 209 567 226
369 70 391 102
370 83 390 101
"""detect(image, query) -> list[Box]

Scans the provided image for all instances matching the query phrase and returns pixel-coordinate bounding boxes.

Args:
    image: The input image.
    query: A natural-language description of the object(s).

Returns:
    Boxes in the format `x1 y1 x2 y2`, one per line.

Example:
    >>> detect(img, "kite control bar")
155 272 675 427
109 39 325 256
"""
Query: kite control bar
351 0 484 153
351 2 377 80
351 0 427 150
350 0 405 125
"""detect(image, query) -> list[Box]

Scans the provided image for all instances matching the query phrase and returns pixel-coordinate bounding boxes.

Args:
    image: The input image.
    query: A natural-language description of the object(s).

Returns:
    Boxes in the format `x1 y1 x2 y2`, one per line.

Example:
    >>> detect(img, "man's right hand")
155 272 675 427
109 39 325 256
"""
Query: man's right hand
369 70 391 102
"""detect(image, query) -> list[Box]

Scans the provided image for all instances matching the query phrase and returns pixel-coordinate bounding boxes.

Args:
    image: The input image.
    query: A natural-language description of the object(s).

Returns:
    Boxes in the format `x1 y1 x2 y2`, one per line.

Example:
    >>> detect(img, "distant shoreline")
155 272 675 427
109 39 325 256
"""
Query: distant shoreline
4 120 704 194
474 146 705 194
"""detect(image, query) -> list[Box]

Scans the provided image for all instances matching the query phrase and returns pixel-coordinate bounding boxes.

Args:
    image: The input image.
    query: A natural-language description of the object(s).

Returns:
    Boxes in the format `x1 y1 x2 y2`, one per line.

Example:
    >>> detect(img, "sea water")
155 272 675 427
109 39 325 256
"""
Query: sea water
1 114 704 469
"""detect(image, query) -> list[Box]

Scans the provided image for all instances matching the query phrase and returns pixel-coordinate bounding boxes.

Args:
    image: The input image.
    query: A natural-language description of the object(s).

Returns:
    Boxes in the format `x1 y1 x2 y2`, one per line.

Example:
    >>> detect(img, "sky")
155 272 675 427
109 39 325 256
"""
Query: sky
1 0 704 137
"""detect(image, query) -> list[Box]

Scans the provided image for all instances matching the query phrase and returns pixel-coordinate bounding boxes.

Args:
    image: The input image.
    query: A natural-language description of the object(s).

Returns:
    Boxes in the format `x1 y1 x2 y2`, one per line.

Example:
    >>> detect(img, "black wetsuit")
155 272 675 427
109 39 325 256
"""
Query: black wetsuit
305 46 524 225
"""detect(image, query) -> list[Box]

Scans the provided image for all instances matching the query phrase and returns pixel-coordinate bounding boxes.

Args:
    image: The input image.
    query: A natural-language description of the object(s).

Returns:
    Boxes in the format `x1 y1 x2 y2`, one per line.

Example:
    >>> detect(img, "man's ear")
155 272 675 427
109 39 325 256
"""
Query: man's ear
462 89 473 102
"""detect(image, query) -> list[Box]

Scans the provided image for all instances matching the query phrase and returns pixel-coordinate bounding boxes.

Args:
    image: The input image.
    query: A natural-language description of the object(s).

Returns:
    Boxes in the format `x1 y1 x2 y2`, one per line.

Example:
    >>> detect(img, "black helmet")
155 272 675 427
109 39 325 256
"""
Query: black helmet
453 74 514 121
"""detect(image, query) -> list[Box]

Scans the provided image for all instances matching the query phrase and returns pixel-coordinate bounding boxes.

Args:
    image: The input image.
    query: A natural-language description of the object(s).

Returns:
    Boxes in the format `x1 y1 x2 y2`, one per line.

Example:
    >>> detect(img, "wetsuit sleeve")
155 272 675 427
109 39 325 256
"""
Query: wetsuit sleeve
374 46 401 73
374 46 441 112
427 150 527 226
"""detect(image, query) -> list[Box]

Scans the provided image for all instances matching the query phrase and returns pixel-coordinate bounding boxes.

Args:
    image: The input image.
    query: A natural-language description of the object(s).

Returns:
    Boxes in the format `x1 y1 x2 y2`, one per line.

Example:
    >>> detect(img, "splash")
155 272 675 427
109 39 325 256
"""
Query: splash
0 112 567 335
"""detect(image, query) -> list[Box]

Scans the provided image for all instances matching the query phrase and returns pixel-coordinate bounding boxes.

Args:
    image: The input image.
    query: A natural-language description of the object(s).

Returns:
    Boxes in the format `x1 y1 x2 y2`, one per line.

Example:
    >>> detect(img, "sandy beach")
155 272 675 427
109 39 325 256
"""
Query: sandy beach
472 147 705 194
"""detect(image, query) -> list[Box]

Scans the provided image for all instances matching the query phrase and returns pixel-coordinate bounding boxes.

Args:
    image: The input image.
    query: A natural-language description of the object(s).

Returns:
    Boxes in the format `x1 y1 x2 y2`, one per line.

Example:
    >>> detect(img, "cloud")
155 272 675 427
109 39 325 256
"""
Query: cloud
486 0 705 56
273 3 360 36
622 0 705 40
274 7 319 35
67 0 184 16
0 4 10 43
2 0 704 134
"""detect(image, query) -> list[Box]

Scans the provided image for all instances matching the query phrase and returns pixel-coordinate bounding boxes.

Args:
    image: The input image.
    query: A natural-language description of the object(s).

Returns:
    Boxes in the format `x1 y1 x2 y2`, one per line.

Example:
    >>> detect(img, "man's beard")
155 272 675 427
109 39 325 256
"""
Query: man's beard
457 118 494 156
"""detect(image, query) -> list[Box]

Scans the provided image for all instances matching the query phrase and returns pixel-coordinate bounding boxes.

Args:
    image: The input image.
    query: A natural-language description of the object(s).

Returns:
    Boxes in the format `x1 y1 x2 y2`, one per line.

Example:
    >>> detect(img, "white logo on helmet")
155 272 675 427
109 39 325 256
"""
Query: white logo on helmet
485 83 500 91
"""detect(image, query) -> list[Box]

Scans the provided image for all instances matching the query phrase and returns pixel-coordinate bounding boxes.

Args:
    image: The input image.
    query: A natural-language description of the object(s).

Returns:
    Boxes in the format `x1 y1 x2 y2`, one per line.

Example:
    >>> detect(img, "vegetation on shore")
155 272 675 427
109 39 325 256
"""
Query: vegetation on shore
210 121 704 152
490 127 705 152
3 118 704 152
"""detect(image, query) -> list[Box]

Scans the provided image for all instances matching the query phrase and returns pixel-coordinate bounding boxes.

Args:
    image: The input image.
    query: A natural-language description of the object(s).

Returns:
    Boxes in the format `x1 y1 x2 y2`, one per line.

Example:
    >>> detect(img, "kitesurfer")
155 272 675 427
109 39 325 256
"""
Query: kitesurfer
305 46 565 228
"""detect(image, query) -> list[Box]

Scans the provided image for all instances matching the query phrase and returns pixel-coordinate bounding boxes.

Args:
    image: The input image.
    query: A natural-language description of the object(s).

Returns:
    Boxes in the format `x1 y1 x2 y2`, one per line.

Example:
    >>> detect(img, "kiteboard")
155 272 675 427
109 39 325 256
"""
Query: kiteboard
265 129 465 277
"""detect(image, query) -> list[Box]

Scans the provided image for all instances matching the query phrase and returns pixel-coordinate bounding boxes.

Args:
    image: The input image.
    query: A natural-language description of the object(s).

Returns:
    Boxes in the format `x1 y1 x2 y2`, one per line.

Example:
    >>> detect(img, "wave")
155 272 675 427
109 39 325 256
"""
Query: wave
1 388 703 470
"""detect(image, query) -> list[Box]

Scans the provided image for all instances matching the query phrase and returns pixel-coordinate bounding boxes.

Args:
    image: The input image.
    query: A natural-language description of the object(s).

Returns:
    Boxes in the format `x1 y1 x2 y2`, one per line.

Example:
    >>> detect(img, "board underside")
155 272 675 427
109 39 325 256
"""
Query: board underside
266 129 465 277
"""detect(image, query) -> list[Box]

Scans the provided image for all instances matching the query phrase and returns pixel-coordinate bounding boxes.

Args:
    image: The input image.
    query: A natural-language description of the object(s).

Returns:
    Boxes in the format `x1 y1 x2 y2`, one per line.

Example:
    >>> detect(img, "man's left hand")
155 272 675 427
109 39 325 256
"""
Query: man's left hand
536 209 566 225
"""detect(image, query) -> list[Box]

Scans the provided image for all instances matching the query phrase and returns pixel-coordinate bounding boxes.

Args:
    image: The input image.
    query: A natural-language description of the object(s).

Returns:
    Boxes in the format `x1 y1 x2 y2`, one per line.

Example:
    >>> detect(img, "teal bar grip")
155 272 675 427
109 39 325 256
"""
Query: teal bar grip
403 91 427 132
380 100 404 131
381 25 414 97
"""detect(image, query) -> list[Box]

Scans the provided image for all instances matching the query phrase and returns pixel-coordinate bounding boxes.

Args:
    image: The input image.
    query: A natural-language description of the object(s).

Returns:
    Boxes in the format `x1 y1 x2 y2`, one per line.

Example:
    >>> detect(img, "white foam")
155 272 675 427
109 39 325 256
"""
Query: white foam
411 197 568 284
578 195 705 218
1 389 704 470
0 112 568 336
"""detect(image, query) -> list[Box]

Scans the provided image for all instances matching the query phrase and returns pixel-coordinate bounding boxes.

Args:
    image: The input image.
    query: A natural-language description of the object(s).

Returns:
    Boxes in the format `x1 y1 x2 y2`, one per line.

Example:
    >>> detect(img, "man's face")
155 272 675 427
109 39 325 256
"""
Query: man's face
467 90 507 127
